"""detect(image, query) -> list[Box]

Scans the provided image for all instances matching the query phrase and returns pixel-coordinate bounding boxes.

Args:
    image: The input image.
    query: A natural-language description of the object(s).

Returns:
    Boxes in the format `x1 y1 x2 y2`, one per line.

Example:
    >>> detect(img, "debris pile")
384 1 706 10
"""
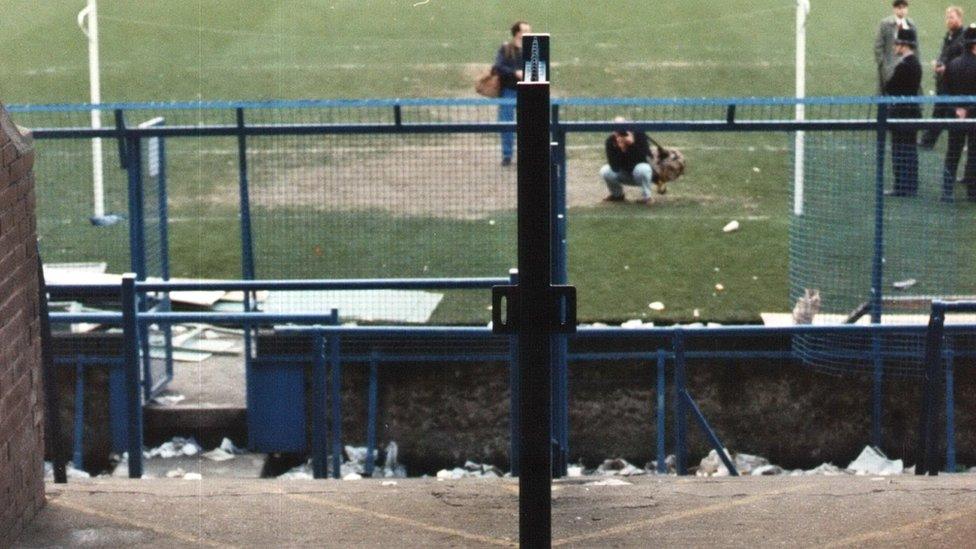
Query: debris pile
280 441 406 480
435 461 504 480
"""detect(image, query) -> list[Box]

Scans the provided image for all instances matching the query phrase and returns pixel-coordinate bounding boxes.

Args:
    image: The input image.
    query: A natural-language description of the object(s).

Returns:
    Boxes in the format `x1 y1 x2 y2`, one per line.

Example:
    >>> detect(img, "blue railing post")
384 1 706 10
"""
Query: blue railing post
870 103 888 450
550 113 570 477
329 335 343 479
507 268 520 476
122 273 143 478
673 328 688 475
72 362 85 471
311 333 328 479
656 348 667 474
916 302 946 475
945 349 956 473
365 351 379 477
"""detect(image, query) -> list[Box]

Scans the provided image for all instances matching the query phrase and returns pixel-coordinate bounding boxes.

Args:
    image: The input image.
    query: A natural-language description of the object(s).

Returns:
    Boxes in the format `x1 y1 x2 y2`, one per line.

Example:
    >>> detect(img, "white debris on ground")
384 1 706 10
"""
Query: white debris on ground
585 478 633 486
44 461 91 480
845 446 903 476
723 220 740 233
143 437 202 459
280 441 406 480
694 446 913 477
201 438 245 462
150 393 186 406
435 461 504 480
595 458 645 476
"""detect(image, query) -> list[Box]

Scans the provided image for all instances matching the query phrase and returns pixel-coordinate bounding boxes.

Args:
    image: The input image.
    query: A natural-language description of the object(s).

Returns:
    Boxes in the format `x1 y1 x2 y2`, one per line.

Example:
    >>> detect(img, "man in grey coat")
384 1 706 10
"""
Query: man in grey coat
875 0 919 93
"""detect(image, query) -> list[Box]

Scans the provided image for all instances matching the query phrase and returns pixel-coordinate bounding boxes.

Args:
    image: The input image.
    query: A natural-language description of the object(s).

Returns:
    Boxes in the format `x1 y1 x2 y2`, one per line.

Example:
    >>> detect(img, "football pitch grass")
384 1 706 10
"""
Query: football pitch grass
2 1 969 323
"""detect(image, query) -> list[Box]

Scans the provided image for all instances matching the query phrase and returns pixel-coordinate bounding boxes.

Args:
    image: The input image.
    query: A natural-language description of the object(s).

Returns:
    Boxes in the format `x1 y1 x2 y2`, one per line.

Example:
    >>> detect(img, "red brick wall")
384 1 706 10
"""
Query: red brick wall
0 103 43 542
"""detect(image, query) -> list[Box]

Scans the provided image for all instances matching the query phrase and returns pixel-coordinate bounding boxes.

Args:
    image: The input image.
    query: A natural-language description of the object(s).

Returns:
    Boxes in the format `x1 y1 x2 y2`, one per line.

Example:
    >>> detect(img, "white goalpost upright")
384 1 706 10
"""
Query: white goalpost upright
794 0 810 216
78 0 105 220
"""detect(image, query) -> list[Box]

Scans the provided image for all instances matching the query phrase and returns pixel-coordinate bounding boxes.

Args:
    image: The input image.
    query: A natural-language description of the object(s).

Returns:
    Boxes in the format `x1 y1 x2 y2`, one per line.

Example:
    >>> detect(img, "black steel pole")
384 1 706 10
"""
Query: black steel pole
517 78 553 547
37 249 67 483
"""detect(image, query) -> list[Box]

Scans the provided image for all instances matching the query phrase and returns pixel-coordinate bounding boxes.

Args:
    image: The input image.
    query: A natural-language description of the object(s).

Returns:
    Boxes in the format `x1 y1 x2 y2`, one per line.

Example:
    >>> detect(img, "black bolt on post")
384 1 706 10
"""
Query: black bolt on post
492 33 575 549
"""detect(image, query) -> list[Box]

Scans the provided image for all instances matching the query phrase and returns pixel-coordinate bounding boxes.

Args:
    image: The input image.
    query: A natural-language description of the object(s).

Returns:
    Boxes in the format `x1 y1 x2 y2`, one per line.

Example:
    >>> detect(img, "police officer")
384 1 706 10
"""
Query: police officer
920 6 965 149
884 27 922 197
942 24 976 202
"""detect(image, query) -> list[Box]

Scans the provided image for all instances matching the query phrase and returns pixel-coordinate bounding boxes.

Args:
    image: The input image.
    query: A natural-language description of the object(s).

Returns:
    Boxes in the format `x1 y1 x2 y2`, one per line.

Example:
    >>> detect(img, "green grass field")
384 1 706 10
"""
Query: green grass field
2 1 970 323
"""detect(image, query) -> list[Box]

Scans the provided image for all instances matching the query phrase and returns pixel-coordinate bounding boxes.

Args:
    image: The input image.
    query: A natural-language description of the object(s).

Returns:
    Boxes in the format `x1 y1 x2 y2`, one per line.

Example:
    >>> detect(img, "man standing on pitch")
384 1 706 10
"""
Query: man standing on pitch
884 27 922 197
875 0 918 94
942 24 976 202
920 6 965 149
492 20 530 166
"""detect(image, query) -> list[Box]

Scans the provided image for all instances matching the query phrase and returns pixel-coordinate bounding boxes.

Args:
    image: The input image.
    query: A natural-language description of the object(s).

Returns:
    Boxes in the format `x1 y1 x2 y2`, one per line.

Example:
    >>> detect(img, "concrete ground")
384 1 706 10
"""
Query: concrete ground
15 475 976 548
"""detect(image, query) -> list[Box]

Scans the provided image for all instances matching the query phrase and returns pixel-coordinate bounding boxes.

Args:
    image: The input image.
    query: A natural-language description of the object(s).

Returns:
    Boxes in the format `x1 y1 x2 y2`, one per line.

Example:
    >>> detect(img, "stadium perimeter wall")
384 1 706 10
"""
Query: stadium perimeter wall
0 104 44 540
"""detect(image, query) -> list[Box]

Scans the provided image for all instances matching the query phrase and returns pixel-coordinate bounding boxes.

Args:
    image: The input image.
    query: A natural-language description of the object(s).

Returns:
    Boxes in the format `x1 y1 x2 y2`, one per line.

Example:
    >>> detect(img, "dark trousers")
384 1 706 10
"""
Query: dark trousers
891 129 919 196
944 127 976 200
921 100 956 146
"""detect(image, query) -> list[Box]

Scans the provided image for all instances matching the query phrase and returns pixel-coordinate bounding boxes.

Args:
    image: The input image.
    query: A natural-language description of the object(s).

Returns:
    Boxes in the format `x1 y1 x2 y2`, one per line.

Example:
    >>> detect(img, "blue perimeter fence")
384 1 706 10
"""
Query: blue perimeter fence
25 95 976 477
47 276 975 479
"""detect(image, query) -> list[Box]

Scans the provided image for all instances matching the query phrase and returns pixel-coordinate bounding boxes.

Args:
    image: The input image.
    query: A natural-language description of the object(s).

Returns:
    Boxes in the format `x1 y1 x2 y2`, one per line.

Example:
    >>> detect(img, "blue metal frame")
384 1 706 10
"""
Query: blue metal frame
49 279 976 480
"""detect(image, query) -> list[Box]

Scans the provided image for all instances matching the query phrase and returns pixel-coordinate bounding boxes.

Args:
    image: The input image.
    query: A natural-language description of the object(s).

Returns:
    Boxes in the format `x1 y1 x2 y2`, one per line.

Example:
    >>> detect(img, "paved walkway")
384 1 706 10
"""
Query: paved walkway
15 475 976 547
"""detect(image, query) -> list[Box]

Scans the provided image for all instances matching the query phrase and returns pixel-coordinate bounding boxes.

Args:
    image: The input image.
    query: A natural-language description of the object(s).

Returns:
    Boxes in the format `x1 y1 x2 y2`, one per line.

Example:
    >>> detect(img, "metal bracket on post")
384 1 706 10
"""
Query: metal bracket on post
491 284 576 334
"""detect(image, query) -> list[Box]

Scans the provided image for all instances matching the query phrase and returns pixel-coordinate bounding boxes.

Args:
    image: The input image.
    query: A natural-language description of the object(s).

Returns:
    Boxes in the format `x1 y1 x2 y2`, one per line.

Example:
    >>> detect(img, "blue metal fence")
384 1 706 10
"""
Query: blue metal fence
30 95 976 476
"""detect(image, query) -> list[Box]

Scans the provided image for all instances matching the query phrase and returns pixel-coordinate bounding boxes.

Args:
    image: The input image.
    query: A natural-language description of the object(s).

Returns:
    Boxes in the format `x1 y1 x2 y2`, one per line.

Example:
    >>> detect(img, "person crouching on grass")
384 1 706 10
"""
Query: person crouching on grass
600 117 663 206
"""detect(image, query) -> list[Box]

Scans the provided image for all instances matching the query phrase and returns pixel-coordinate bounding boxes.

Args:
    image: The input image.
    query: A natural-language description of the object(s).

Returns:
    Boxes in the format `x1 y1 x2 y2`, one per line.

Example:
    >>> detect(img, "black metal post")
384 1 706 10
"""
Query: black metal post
37 249 67 483
916 303 946 475
517 74 553 549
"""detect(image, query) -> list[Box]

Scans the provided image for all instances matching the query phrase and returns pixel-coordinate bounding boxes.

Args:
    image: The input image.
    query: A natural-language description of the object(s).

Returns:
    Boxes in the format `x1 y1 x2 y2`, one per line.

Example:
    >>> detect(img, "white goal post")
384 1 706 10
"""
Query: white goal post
78 0 105 220
794 0 810 216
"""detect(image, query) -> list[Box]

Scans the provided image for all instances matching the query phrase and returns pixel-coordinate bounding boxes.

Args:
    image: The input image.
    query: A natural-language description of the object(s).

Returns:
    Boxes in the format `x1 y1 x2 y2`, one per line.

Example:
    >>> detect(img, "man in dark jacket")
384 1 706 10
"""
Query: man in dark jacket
920 6 965 149
492 20 530 166
884 27 923 197
600 117 659 205
942 24 976 202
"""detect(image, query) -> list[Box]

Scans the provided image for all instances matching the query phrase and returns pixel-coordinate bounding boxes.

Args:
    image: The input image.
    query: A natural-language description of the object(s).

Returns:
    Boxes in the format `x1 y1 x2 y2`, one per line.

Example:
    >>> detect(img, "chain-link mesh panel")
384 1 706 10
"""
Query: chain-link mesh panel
790 121 975 378
243 105 515 323
20 109 131 274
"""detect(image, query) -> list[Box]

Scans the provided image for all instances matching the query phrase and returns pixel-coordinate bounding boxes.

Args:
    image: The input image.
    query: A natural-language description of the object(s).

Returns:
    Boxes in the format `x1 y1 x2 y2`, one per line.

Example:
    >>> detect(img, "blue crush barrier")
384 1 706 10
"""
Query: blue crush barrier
45 274 976 479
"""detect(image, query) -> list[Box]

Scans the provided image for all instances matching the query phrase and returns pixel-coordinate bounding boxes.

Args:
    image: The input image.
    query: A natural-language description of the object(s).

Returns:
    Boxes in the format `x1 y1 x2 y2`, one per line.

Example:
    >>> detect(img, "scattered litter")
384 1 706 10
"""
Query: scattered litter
714 283 725 292
723 220 740 233
435 461 503 480
621 319 646 329
801 463 846 476
279 441 405 479
201 448 235 462
846 446 903 476
585 478 632 486
381 480 398 486
693 309 700 318
151 393 186 406
488 219 496 226
567 465 584 478
279 467 313 480
144 437 202 459
892 278 917 290
596 458 645 477
219 438 245 455
183 472 202 480
44 461 90 480
165 468 186 478
649 302 665 311
752 167 761 173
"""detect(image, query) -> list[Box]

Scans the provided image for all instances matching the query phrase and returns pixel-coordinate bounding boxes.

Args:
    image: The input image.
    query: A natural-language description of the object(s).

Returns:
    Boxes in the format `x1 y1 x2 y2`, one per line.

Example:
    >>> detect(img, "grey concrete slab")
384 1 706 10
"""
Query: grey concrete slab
15 475 976 548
